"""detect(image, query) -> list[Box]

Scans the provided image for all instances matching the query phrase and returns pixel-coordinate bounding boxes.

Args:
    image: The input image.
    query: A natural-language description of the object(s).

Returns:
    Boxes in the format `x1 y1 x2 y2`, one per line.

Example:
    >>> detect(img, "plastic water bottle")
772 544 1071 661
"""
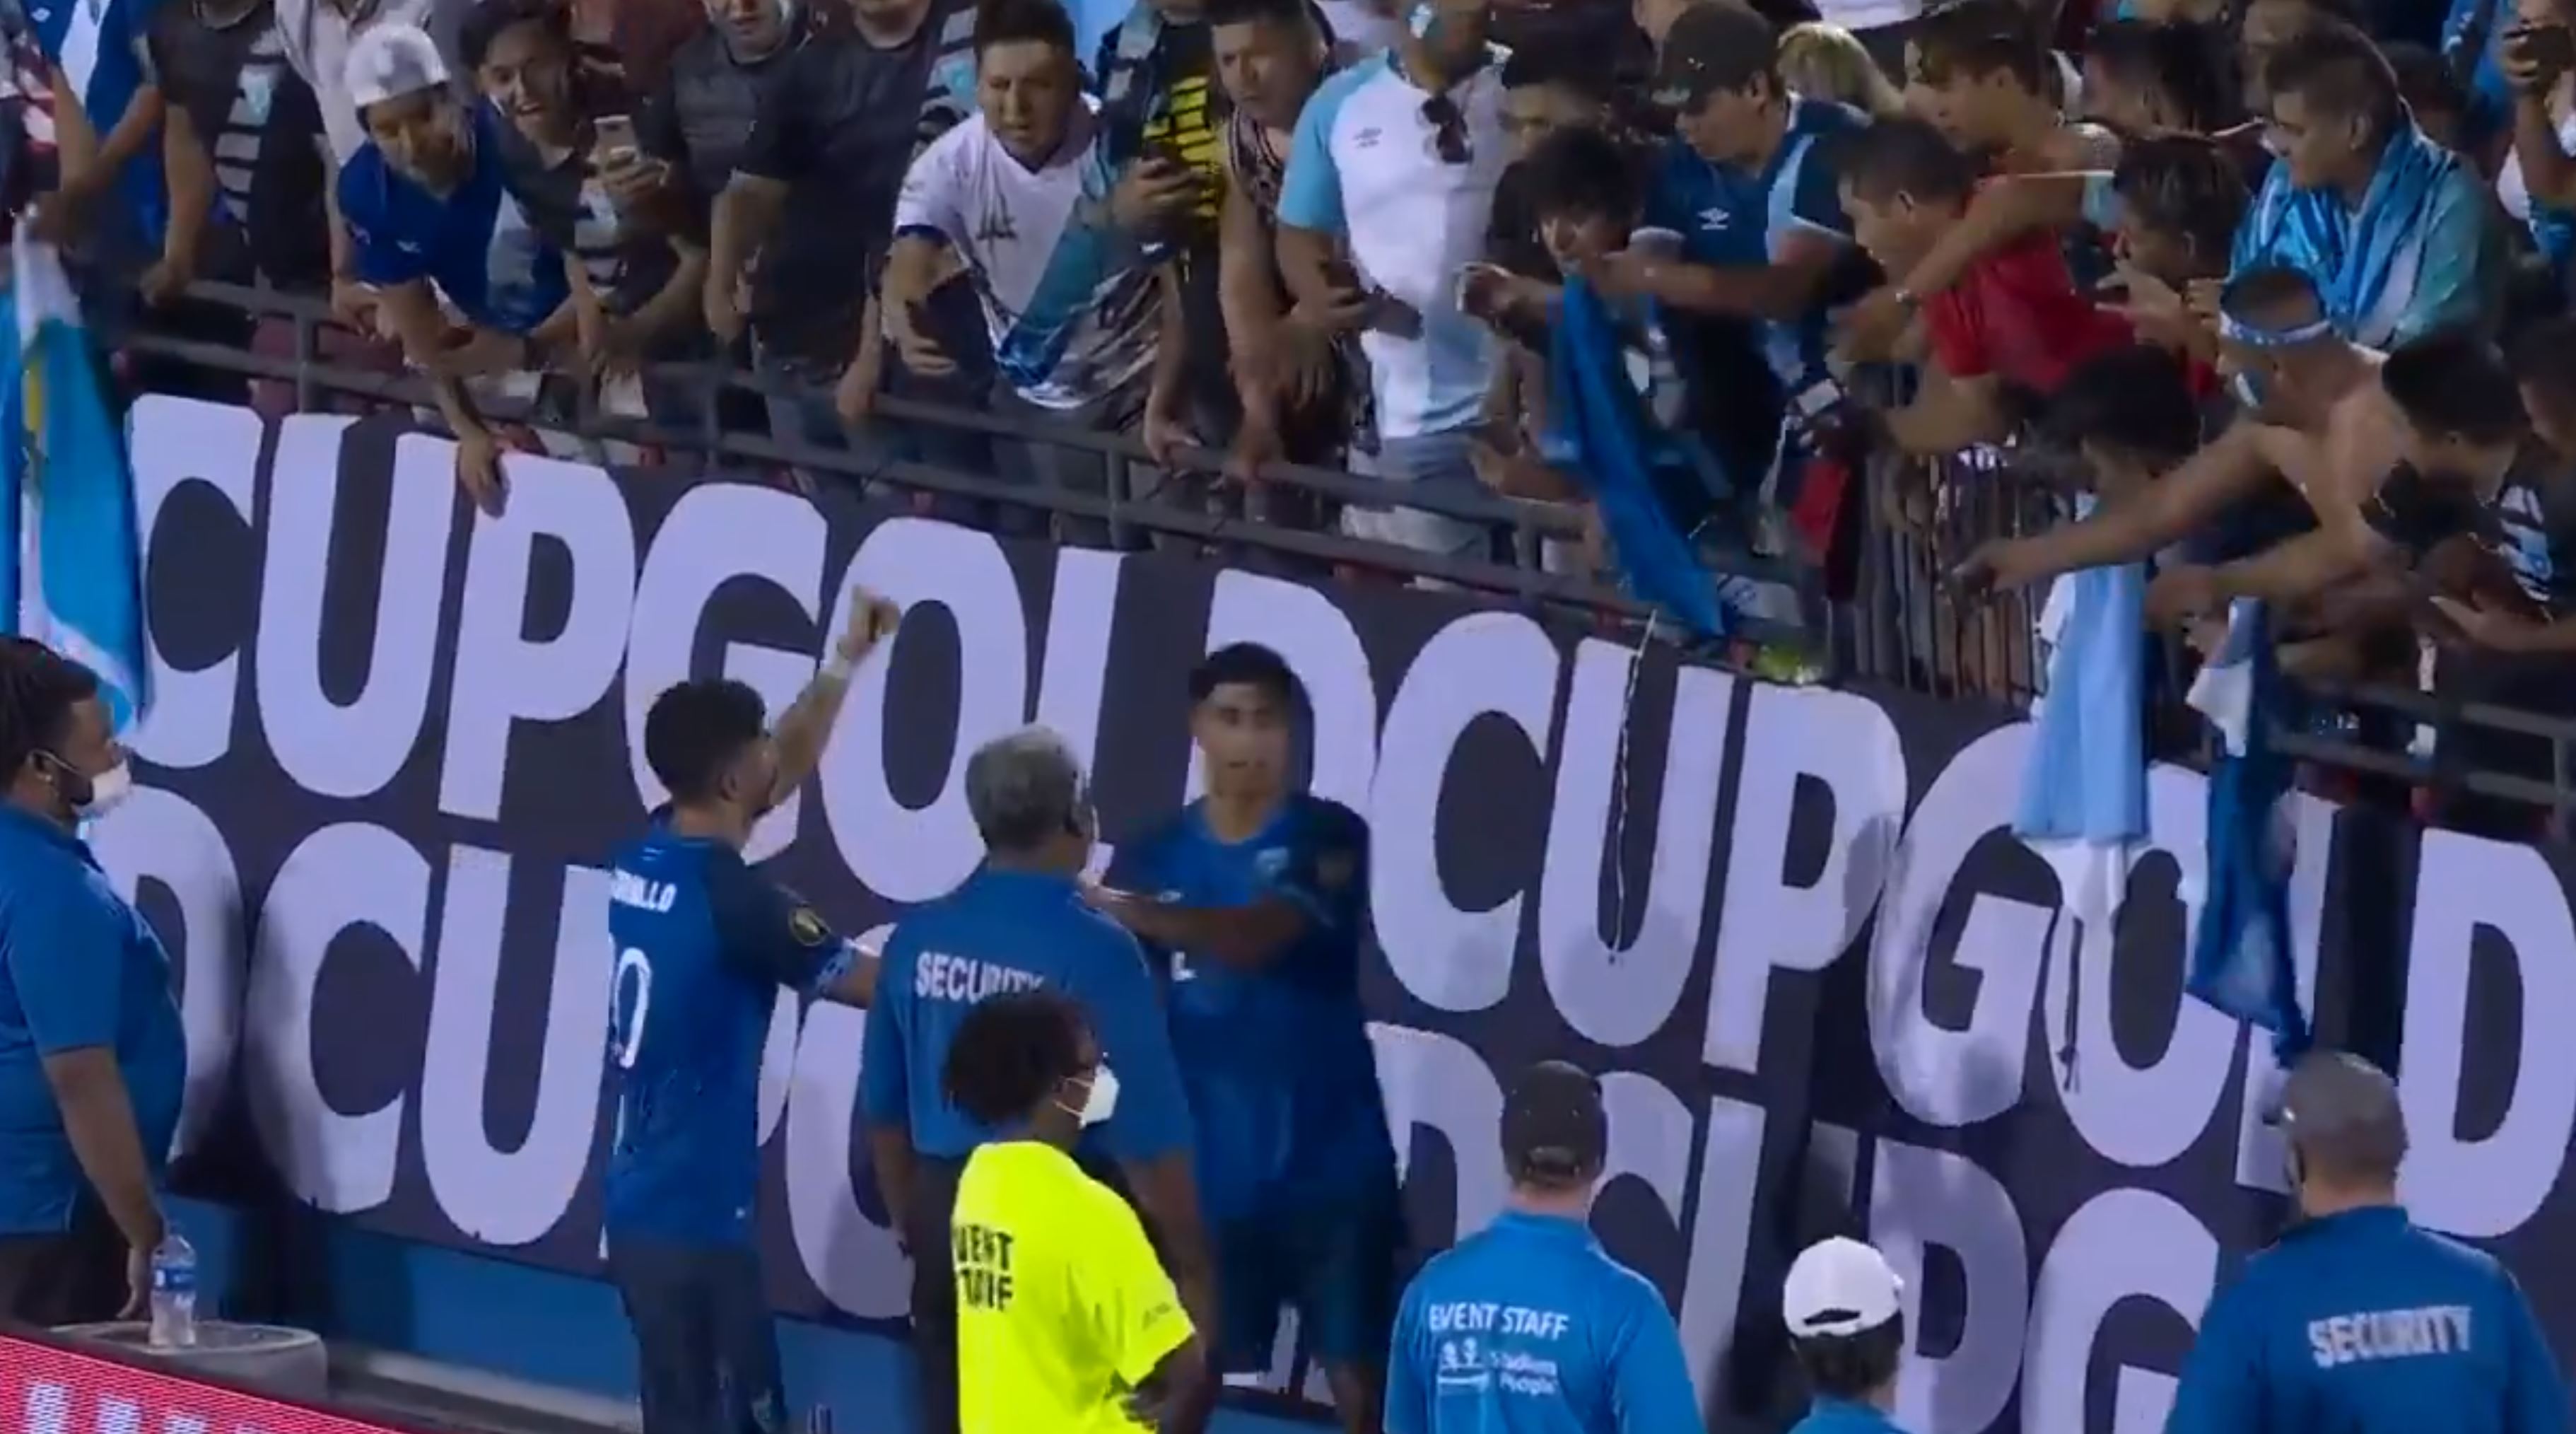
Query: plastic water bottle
148 1232 197 1348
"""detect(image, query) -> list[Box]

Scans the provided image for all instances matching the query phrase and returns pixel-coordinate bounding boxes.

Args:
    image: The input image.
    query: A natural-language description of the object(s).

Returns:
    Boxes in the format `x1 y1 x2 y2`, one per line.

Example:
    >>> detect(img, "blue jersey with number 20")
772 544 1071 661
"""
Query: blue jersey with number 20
604 816 855 1246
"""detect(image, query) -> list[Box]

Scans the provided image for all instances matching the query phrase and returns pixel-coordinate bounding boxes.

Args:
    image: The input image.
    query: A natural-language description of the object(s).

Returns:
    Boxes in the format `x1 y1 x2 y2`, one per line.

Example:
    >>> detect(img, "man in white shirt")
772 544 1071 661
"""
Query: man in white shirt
881 0 1198 547
1275 0 1506 562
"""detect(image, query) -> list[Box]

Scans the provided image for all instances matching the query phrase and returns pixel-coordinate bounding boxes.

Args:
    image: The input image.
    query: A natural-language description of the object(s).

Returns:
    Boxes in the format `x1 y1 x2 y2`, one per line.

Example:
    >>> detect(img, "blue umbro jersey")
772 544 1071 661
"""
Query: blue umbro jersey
1386 1212 1701 1434
1644 96 1860 394
1113 794 1393 1221
861 865 1193 1165
603 819 853 1245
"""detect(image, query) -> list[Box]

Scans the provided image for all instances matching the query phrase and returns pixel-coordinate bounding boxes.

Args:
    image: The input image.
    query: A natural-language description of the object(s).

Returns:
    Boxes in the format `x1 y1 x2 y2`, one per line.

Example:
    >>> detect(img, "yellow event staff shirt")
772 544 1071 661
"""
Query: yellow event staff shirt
951 1139 1195 1433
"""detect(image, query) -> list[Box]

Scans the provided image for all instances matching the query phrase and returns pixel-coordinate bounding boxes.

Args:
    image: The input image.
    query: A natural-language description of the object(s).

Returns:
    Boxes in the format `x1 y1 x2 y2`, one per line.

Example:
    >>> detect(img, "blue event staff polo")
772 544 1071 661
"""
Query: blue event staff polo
1386 1211 1702 1434
0 804 186 1234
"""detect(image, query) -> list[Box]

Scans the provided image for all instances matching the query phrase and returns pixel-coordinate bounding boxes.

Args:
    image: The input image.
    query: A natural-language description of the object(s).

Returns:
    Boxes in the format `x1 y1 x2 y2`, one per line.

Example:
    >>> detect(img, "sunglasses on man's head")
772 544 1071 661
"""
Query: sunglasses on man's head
1422 93 1472 164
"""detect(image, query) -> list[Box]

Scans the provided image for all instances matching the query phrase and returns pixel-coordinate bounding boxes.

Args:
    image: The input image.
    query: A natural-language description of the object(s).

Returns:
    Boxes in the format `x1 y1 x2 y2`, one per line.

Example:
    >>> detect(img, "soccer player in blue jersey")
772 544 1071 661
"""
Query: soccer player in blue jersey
863 725 1214 1434
603 586 898 1434
1089 641 1402 1434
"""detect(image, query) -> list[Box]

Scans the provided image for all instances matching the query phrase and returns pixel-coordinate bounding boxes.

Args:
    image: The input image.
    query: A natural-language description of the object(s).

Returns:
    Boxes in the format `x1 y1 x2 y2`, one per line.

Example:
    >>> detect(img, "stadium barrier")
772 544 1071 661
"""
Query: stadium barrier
121 282 2576 831
105 390 2576 1434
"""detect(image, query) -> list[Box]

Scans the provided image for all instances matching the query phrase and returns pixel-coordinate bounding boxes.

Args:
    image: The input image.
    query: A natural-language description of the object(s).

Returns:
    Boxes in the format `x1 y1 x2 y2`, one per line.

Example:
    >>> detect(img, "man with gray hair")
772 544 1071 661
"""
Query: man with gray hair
861 725 1214 1434
2165 1050 2568 1434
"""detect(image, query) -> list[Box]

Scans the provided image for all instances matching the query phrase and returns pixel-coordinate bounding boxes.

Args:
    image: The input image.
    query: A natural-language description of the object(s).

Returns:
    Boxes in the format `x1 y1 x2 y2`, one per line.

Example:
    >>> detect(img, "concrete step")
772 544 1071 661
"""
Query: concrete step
326 1347 638 1434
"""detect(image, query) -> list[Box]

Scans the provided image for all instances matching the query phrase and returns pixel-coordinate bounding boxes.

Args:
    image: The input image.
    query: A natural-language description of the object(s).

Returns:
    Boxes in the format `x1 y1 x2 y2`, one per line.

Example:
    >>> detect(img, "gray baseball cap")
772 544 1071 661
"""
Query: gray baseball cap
2276 1050 2408 1177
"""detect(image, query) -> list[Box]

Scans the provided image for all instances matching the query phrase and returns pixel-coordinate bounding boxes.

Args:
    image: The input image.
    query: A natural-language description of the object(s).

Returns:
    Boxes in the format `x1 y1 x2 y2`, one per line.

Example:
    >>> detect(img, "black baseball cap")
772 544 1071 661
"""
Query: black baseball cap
1501 1061 1608 1185
1649 1 1781 110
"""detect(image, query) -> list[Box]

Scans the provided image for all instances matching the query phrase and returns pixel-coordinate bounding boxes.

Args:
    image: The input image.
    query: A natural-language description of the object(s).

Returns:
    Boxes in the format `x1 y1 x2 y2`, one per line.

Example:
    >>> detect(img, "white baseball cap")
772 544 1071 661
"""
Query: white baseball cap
1781 1237 1904 1339
345 23 450 111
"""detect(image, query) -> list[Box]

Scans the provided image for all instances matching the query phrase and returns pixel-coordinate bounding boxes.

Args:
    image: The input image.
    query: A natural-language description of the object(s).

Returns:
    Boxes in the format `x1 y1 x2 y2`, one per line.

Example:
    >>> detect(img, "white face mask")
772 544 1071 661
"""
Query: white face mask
1064 1065 1120 1127
80 761 135 817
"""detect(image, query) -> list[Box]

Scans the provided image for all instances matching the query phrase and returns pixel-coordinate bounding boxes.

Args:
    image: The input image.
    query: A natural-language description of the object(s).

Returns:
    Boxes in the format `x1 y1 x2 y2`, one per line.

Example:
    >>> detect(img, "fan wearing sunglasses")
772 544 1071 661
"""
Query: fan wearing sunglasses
1270 0 1511 561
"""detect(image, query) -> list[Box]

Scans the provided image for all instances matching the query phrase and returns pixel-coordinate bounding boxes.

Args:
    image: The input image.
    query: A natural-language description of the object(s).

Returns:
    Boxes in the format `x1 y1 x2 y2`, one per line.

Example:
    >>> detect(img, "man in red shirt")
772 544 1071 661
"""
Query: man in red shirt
1838 116 2131 455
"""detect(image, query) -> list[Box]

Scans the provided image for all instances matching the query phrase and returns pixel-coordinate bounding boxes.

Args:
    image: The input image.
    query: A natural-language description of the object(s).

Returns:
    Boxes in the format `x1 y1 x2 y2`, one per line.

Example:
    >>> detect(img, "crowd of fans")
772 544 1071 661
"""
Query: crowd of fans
8 0 2576 819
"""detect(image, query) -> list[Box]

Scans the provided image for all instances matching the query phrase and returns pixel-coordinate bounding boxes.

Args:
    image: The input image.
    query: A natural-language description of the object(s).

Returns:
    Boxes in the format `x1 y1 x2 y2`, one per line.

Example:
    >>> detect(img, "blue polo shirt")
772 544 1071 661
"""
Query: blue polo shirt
1111 794 1393 1223
2167 1206 2569 1434
1643 96 1861 396
860 865 1191 1165
1789 1397 1909 1434
602 815 860 1246
336 102 572 335
1386 1211 1701 1434
0 805 185 1235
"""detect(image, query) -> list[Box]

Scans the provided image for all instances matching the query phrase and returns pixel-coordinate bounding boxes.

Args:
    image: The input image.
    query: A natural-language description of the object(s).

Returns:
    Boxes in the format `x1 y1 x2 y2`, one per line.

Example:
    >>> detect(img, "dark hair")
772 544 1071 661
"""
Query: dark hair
460 0 572 69
2220 263 2325 329
2111 133 2248 261
2084 18 2232 132
2508 317 2576 407
1516 125 1641 223
2379 40 2465 125
1500 38 1620 104
1909 0 2047 92
974 0 1077 57
2261 20 2401 148
0 639 98 784
643 679 768 804
2383 330 2525 446
1205 0 1311 31
1188 641 1299 708
942 989 1090 1126
1793 1315 1907 1401
2041 344 2205 465
1837 116 1979 206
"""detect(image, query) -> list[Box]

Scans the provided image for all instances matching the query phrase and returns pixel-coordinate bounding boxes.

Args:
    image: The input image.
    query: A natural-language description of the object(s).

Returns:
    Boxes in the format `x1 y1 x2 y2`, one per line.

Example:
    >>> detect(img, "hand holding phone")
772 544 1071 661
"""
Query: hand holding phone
593 113 639 164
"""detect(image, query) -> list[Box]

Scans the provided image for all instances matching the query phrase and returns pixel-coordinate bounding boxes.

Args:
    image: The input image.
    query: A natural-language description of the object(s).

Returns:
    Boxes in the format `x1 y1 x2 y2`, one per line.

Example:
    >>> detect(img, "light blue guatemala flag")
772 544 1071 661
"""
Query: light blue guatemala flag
0 223 150 729
2184 598 2309 1062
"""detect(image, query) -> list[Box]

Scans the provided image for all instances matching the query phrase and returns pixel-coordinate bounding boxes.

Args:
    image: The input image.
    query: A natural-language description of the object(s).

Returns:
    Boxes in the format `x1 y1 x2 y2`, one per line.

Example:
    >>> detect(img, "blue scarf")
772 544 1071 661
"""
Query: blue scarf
2231 125 2457 346
2013 546 2148 854
2186 600 2310 1061
1543 277 1730 640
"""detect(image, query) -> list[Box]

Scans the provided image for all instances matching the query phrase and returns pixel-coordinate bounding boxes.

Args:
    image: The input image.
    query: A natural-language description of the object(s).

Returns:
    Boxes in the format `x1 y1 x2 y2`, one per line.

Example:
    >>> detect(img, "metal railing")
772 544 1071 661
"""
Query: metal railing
118 279 2576 836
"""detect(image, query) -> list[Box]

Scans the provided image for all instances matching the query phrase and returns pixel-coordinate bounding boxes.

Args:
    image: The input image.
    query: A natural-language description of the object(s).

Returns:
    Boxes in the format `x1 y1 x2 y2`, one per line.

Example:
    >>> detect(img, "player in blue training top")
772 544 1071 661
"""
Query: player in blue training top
1090 641 1401 1434
603 587 897 1434
862 725 1212 1434
1386 1061 1700 1434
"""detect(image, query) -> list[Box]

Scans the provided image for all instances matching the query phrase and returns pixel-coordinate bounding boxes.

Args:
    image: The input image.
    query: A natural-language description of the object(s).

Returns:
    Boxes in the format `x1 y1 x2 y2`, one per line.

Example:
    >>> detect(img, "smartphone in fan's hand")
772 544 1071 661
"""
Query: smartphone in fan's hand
594 113 639 165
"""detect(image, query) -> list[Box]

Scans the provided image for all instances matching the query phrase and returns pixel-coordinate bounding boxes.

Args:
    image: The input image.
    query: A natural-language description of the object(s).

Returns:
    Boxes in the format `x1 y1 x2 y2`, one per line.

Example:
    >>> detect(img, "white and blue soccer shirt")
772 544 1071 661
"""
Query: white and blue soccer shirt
1642 95 1861 395
890 103 1162 412
1276 52 1506 441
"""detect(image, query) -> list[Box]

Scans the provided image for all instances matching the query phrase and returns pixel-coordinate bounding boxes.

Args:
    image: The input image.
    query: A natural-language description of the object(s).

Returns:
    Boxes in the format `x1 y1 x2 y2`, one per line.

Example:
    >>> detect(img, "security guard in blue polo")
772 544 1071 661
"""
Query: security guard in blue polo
0 639 185 1324
860 725 1213 1434
1384 1061 1702 1434
2166 1051 2569 1434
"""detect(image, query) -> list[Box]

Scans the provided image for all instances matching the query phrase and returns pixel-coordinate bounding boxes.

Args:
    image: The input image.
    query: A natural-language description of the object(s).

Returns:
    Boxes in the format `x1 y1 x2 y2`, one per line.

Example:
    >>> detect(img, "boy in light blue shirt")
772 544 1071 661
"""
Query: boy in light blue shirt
1781 1237 1913 1434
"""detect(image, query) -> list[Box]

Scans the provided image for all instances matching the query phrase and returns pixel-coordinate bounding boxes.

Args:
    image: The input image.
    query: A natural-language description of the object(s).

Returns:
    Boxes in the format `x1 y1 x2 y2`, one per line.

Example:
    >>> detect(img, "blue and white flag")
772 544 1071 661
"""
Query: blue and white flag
2184 598 2310 1061
2014 503 2150 932
0 221 150 729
